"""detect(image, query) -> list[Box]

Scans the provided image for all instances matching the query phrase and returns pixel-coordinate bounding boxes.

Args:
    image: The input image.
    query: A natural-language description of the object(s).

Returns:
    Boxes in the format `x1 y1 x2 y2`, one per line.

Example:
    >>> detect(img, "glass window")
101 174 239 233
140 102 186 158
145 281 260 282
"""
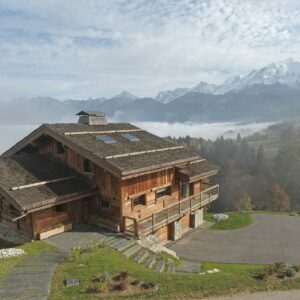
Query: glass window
132 194 146 206
122 133 140 142
84 159 94 173
156 186 171 199
57 142 65 154
96 135 116 144
101 199 110 208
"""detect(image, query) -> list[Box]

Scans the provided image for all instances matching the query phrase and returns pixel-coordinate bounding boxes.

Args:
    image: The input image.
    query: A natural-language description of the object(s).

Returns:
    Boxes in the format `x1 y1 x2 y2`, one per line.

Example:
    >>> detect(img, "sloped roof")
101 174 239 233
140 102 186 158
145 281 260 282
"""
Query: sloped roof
0 154 97 211
177 160 220 181
3 122 211 177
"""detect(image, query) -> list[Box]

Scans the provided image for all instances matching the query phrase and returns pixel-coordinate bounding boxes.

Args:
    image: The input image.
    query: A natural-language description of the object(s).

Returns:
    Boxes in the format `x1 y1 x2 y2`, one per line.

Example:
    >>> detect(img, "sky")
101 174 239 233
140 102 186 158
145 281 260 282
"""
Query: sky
1 0 300 100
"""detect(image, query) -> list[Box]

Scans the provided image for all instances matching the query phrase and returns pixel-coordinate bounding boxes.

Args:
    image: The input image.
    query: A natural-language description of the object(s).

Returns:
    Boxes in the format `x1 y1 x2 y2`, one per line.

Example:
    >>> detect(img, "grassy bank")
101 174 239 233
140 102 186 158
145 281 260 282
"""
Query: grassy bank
204 212 253 230
0 241 54 279
49 245 300 300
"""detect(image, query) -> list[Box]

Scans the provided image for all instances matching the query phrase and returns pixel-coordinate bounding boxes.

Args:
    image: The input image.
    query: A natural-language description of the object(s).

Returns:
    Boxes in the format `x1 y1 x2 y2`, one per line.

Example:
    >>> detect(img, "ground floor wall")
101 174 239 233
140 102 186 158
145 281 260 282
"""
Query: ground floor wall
153 208 204 244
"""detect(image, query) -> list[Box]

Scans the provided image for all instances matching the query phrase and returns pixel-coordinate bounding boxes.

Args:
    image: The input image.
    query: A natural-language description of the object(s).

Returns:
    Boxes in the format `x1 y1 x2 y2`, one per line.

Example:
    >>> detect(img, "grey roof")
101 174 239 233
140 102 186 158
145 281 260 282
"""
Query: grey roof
44 123 201 175
4 122 216 177
177 160 220 181
76 111 106 117
0 154 96 211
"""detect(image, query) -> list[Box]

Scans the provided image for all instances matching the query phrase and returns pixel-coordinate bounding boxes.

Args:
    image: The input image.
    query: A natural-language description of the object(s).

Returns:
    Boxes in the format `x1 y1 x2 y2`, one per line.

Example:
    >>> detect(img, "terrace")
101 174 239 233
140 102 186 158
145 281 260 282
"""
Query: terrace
124 184 219 237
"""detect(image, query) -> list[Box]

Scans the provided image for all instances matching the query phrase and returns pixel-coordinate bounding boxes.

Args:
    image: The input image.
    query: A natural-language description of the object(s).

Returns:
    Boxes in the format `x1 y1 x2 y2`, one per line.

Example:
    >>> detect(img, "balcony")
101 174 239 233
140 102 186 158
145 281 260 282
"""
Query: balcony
123 184 219 237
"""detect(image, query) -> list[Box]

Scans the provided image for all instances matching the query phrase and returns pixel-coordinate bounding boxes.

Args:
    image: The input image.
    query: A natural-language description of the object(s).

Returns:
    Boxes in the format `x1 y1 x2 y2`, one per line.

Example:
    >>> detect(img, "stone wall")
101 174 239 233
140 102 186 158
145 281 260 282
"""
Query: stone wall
0 224 30 245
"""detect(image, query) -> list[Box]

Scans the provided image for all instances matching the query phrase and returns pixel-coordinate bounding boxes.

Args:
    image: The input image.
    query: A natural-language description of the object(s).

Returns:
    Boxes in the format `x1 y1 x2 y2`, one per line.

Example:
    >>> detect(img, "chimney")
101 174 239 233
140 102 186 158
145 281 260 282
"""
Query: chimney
76 111 108 125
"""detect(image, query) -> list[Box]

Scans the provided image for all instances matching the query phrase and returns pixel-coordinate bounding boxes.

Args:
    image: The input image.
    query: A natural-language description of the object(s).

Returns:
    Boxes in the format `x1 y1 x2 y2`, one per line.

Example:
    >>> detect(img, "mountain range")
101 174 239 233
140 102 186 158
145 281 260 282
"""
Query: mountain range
1 58 300 125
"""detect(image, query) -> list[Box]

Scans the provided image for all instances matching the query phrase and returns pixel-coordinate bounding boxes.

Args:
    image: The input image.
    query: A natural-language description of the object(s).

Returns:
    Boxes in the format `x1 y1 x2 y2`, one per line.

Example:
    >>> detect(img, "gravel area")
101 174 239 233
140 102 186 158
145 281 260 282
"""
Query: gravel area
0 248 25 259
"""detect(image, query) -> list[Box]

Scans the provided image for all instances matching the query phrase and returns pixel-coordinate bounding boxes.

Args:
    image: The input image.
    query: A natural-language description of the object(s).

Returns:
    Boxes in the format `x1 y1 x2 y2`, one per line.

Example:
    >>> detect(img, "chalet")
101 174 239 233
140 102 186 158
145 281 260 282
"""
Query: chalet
0 112 219 243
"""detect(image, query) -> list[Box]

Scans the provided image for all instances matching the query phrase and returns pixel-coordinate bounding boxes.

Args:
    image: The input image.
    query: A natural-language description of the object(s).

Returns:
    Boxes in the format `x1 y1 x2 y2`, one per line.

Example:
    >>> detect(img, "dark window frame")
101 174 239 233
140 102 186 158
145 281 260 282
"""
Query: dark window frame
156 186 171 200
132 194 146 207
57 142 65 155
84 159 94 173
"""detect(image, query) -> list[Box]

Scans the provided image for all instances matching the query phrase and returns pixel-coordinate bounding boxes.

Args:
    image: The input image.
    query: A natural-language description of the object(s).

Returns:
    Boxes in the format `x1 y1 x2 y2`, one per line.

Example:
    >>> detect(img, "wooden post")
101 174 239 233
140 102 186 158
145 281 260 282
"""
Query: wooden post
152 213 155 229
166 208 169 222
134 219 139 237
179 201 181 215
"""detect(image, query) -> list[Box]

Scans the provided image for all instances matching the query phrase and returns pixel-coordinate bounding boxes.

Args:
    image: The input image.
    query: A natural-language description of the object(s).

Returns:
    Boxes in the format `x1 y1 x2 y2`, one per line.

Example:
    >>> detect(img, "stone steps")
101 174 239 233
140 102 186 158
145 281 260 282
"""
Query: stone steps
133 249 150 263
167 263 176 273
155 260 166 273
144 254 156 269
123 244 141 258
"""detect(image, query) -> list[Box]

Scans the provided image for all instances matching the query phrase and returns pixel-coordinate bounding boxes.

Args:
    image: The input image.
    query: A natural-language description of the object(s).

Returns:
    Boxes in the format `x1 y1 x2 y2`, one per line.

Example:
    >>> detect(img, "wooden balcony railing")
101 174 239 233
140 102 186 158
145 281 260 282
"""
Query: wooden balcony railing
123 184 219 237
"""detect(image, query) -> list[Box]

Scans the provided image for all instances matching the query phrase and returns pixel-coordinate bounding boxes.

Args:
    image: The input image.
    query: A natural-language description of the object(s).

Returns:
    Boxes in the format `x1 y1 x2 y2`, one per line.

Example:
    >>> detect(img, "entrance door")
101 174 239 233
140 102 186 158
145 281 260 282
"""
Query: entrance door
179 181 190 199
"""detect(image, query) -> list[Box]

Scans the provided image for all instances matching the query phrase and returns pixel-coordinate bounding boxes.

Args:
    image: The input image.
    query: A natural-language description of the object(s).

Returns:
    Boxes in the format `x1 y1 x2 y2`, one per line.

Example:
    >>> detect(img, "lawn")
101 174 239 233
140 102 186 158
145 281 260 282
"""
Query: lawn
204 212 253 230
49 245 300 300
0 241 55 279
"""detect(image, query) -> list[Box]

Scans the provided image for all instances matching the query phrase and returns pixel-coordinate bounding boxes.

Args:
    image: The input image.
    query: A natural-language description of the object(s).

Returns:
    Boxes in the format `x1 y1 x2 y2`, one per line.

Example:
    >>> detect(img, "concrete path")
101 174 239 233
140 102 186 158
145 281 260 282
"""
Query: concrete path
45 223 120 251
169 214 300 264
209 290 300 299
0 248 65 300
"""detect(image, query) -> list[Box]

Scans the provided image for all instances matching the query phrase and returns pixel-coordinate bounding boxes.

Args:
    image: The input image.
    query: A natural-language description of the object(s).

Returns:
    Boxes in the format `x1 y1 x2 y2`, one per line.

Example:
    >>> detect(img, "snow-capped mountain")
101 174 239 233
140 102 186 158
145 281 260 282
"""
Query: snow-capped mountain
155 88 189 104
156 58 300 103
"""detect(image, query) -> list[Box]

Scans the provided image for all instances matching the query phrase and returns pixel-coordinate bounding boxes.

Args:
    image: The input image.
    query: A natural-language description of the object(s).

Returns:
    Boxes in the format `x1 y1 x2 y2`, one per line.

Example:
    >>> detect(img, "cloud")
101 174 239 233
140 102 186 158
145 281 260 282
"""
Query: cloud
0 0 300 100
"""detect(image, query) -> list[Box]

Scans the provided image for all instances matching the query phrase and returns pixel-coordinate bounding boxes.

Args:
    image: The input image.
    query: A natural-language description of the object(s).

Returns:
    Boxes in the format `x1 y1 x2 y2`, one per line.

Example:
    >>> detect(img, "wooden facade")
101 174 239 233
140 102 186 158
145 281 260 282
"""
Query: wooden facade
0 115 219 243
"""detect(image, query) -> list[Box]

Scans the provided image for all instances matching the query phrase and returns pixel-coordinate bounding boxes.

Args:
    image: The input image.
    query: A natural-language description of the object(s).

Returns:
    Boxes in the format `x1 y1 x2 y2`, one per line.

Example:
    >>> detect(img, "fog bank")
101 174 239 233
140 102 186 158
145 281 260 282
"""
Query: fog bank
0 122 273 154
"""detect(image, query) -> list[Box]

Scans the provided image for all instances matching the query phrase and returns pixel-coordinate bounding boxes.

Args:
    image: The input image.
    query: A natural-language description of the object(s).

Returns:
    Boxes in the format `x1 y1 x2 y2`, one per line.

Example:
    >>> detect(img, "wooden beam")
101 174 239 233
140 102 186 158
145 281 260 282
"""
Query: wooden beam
10 176 77 191
105 146 184 159
25 191 97 213
64 129 143 136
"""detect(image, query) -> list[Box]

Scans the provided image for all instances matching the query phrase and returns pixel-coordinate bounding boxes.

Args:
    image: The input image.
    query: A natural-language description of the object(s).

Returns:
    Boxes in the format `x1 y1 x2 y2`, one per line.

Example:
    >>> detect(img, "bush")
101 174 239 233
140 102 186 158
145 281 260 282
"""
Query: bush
87 281 108 293
69 247 82 262
98 271 110 283
292 265 300 272
142 282 156 289
253 270 268 281
286 267 297 278
277 271 286 279
265 265 275 276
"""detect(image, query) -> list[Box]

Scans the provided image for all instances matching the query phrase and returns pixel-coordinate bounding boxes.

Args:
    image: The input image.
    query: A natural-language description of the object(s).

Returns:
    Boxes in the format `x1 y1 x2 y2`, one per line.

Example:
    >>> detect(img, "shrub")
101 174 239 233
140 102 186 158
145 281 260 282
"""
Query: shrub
274 262 286 272
286 267 297 278
142 282 156 289
253 270 268 281
98 271 110 283
277 271 286 279
292 265 300 272
265 265 275 276
87 281 108 293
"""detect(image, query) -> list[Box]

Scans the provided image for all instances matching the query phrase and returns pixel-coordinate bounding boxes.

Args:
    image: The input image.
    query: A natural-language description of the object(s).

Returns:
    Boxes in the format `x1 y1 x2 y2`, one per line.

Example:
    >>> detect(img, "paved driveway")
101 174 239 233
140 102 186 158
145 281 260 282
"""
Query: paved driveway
169 214 300 264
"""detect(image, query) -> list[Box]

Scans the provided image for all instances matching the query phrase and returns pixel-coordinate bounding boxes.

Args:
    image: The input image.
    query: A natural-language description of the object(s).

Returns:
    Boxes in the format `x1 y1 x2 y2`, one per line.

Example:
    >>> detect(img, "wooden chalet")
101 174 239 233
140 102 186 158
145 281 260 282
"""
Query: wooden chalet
0 112 219 243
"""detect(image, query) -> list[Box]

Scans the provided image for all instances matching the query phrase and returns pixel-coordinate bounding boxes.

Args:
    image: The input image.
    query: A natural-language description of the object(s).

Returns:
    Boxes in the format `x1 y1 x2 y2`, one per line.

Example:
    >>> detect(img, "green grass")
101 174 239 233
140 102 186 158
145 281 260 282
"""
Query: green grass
49 245 300 300
0 241 54 279
204 212 253 230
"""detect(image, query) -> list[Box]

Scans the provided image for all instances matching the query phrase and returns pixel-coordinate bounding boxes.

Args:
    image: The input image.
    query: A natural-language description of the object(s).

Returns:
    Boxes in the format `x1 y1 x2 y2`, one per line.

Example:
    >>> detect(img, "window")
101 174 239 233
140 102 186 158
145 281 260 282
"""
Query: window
96 135 116 144
84 159 94 173
122 133 140 142
132 194 146 207
180 182 189 199
156 186 171 199
101 199 110 209
57 142 65 155
55 204 65 213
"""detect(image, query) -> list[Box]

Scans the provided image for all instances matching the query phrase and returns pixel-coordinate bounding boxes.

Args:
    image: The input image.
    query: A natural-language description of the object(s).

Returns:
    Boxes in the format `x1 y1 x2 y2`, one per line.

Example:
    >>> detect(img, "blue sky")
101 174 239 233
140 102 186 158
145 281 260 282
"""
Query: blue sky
0 0 300 100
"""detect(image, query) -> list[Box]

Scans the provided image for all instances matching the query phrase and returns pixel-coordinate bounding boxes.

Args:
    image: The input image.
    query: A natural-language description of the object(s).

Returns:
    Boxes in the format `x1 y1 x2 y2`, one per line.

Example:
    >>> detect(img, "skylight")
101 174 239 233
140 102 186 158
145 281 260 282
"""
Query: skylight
122 133 140 142
96 135 116 144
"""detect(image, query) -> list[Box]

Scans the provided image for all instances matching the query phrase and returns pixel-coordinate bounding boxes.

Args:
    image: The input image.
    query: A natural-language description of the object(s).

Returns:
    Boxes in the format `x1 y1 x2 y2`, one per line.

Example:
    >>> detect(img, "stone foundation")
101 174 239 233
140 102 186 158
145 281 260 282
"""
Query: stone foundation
0 224 30 245
191 208 204 228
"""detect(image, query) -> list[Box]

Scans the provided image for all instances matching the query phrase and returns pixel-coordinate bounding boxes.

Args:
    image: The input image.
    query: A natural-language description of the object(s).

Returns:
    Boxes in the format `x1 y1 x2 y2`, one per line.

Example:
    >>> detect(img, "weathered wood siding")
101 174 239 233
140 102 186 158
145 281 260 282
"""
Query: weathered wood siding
154 224 168 244
121 168 179 219
0 194 32 237
38 137 122 221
